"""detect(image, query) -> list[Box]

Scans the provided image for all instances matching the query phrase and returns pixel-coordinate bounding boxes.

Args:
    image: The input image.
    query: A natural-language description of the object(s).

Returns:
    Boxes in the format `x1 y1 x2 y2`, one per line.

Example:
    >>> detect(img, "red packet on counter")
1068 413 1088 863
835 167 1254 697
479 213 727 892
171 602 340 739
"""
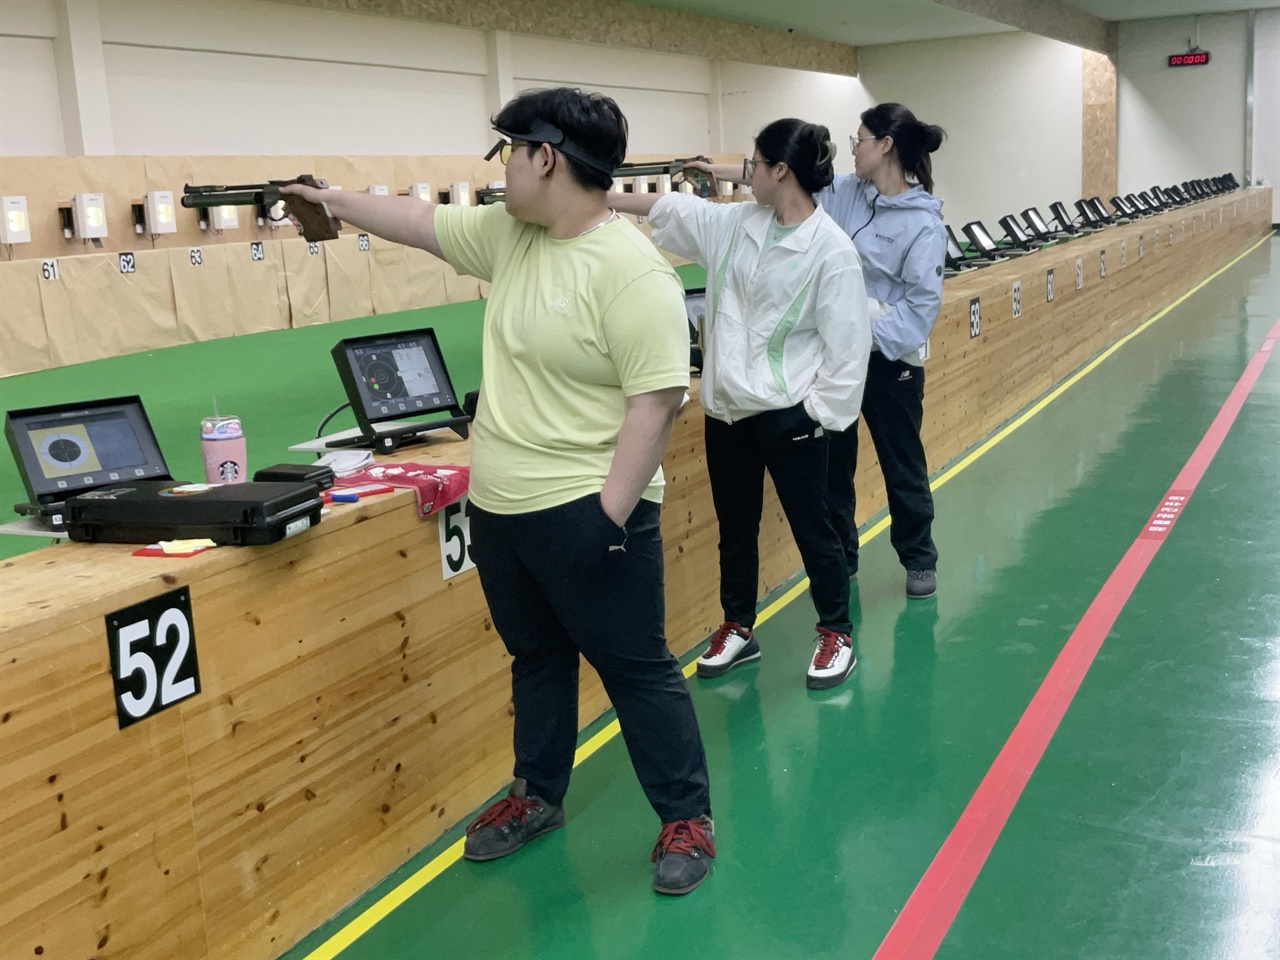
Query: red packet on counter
337 464 469 518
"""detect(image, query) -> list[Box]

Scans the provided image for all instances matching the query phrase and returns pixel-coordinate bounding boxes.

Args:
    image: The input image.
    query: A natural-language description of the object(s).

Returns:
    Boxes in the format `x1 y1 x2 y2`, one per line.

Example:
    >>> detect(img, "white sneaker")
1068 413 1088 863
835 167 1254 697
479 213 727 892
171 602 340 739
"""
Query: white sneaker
696 622 760 678
806 628 856 689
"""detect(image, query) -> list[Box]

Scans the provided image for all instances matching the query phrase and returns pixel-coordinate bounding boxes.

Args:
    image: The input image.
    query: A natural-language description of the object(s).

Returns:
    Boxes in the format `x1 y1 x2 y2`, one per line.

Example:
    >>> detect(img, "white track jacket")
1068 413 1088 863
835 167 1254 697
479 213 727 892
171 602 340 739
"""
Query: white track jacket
649 193 870 431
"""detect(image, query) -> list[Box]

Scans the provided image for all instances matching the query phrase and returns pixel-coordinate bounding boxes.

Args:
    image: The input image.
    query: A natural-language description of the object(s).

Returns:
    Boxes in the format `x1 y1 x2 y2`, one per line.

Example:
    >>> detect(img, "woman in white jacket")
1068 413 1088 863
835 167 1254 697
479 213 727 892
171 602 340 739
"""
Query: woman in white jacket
611 118 871 689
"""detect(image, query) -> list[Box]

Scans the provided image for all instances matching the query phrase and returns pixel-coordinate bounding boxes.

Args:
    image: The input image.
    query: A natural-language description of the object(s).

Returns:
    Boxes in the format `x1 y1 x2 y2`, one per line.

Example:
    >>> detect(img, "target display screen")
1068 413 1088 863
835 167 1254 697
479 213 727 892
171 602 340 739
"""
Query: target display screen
29 414 146 478
5 396 170 504
333 328 459 427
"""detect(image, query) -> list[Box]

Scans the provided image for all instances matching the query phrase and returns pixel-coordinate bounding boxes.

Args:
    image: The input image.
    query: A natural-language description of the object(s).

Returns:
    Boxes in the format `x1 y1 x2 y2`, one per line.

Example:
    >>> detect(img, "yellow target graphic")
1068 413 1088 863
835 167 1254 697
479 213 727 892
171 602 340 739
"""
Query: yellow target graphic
30 424 102 478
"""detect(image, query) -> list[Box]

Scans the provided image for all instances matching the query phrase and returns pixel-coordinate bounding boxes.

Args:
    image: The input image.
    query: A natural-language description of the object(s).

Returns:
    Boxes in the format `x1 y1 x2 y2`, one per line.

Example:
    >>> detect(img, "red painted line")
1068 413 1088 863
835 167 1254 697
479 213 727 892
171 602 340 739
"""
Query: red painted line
873 316 1280 960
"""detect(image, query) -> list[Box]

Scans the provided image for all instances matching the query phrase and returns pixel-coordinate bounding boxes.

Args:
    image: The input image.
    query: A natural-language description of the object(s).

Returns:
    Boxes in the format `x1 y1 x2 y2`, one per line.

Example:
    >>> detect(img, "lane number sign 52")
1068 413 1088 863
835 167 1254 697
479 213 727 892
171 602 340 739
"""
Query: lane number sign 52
106 587 201 728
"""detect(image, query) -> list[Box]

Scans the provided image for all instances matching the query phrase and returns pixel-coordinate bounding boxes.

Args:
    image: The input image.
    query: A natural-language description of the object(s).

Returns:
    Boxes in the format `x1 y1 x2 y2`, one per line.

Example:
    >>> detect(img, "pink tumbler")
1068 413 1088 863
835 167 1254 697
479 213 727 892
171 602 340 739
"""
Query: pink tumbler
201 415 247 484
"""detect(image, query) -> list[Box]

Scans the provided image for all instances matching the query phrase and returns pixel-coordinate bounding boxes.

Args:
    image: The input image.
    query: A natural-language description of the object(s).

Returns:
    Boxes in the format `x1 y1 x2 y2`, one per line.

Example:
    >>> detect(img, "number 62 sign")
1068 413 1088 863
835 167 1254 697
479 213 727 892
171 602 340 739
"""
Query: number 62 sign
106 587 201 728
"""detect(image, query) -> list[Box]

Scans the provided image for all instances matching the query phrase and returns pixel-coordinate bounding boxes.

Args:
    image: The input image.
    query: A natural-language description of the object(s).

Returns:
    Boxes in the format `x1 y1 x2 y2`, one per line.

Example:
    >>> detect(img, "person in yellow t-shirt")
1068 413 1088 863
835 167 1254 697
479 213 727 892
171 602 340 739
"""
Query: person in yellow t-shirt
281 87 714 896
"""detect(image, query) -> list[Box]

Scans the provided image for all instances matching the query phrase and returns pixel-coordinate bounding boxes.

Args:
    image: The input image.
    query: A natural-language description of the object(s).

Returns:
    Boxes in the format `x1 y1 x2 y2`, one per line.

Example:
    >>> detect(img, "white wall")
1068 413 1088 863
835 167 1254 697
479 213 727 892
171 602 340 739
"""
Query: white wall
0 0 64 155
0 36 65 155
1117 13 1247 196
718 62 870 176
1254 9 1280 222
857 31 1084 232
511 36 713 156
98 0 490 156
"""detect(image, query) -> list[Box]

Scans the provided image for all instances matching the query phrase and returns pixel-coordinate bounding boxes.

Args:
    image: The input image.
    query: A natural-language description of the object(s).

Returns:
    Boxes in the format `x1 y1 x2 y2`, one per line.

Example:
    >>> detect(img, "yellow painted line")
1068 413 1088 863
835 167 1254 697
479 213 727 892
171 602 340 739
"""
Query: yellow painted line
302 229 1273 960
303 839 464 960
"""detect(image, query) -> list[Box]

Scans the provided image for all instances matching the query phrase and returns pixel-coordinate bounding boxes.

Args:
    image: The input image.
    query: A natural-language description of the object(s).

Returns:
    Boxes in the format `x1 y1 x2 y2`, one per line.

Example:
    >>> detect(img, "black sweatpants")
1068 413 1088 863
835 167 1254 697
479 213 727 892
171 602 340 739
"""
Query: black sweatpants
704 404 852 636
468 494 711 824
827 350 938 574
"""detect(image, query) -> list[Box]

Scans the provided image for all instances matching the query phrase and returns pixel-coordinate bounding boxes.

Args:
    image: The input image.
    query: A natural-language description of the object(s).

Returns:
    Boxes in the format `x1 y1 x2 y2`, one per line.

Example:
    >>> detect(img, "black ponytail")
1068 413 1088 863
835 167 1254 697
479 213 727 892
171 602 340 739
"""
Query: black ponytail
754 118 838 197
860 103 945 194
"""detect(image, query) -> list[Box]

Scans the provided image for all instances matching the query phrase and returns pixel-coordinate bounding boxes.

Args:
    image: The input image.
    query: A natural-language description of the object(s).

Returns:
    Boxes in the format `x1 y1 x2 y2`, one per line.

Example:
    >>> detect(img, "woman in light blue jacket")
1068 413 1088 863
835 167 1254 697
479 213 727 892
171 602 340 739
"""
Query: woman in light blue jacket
818 103 947 600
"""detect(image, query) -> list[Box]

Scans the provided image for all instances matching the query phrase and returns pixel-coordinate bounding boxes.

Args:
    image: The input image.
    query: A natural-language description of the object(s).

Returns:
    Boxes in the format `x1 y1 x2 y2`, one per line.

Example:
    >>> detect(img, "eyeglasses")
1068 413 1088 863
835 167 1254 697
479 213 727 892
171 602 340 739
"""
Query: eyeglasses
850 135 878 151
743 157 780 180
488 138 534 166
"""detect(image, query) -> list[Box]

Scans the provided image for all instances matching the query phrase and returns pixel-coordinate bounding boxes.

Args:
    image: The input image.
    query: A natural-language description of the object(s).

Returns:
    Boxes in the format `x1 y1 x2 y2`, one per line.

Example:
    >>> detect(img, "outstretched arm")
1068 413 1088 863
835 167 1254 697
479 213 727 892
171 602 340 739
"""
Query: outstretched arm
608 190 662 217
279 183 444 260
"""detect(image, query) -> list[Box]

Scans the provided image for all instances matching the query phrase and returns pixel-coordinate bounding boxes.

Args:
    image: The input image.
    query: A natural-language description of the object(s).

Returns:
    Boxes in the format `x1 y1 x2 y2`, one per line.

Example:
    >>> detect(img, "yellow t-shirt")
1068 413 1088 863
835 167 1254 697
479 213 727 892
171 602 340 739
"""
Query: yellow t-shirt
435 203 690 514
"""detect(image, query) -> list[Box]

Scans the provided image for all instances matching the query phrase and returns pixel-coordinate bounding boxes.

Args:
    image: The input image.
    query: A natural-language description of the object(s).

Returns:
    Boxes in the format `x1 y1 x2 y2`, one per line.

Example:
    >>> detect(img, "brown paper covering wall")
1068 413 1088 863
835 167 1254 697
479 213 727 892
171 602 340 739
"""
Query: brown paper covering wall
36 266 74 367
169 243 237 343
323 235 375 321
54 250 179 364
0 152 742 373
404 248 450 310
282 238 332 327
0 261 53 377
368 235 414 314
227 239 292 336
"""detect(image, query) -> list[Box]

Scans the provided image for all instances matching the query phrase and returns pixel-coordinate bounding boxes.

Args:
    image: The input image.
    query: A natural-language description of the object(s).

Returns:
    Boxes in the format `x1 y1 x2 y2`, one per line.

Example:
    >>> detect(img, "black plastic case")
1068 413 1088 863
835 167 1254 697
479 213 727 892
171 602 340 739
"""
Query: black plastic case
65 480 323 546
253 462 336 491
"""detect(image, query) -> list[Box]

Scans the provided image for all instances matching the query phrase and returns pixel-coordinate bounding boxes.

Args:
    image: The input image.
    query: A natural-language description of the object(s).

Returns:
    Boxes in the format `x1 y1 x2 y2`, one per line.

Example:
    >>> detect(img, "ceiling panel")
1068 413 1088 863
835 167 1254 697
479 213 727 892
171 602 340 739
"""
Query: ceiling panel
1063 0 1280 21
623 0 1015 48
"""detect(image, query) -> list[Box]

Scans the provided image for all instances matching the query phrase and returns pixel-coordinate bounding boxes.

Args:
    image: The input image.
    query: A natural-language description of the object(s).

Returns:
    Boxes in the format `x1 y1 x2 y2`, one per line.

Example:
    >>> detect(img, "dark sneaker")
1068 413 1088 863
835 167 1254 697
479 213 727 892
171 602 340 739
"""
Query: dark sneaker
906 568 937 599
806 627 856 689
463 778 564 861
696 622 760 678
652 815 716 894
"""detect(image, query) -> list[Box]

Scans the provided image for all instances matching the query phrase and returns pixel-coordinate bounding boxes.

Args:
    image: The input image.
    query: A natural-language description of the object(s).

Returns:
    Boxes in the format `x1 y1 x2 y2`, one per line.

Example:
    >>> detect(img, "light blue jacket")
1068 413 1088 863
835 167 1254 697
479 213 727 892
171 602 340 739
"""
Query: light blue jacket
818 174 946 363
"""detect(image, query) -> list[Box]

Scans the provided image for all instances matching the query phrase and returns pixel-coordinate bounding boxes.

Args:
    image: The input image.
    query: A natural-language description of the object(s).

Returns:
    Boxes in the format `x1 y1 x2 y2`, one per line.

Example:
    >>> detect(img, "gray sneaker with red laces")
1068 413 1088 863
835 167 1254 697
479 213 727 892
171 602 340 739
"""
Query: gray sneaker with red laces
463 778 565 861
652 815 716 894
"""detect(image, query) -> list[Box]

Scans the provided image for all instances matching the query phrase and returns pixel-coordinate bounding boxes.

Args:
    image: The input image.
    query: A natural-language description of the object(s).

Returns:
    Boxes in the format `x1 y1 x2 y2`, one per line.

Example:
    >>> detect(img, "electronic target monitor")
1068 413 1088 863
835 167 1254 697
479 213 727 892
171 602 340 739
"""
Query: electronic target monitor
5 396 171 506
330 327 468 443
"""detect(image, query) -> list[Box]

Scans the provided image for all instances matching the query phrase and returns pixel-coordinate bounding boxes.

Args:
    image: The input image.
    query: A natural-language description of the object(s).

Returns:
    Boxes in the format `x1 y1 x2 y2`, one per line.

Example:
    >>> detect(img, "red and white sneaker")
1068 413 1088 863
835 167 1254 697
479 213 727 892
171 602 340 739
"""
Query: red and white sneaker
806 627 856 689
696 622 760 678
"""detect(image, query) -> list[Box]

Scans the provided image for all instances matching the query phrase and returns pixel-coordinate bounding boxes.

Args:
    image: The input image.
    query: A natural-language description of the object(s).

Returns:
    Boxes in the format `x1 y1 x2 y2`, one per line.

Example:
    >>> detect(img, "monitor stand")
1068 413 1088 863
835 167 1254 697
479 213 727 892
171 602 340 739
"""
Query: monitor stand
288 414 471 455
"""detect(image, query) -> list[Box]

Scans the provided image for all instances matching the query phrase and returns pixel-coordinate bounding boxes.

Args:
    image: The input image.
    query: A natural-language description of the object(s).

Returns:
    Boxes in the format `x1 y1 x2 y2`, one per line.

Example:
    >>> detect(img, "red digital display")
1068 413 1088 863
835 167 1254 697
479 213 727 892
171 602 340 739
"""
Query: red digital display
1168 51 1210 67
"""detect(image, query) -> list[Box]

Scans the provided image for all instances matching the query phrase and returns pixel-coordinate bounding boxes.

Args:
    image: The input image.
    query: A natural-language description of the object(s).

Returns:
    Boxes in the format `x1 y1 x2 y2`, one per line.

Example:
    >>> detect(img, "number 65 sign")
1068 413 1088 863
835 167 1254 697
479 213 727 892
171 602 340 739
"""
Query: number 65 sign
106 587 201 728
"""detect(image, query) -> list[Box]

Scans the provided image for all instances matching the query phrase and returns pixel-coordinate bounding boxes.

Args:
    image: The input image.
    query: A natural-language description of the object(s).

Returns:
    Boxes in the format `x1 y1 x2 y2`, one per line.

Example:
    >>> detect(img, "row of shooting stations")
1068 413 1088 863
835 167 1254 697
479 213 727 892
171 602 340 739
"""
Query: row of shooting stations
0 146 765 960
0 156 728 249
945 171 1243 273
1 154 730 542
1 150 1271 958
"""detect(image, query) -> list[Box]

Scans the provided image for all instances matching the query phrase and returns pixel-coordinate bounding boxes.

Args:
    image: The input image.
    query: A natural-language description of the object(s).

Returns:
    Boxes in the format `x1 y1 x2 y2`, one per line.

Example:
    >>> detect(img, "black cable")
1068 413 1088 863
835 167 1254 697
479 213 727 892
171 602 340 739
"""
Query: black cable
315 401 351 439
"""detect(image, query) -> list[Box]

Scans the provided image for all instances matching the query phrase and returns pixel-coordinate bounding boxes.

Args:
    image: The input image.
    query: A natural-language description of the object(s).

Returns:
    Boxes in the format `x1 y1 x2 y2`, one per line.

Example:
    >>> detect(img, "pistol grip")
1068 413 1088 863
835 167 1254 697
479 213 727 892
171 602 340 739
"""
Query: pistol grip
283 197 341 242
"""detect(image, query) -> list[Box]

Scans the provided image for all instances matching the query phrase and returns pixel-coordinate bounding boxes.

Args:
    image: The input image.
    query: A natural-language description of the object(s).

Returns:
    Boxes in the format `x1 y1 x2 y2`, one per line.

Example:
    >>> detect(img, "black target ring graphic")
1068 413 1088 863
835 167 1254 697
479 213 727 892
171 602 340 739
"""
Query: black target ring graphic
39 432 89 470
